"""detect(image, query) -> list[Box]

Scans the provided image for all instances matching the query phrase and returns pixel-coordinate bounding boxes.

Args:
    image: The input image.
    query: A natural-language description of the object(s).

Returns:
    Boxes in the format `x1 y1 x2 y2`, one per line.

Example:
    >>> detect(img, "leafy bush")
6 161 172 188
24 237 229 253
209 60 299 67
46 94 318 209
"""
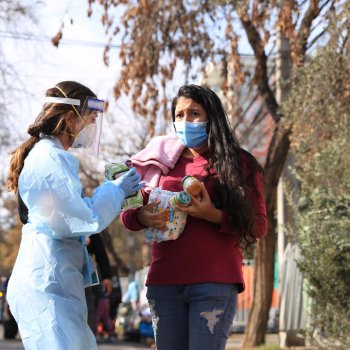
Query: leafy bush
282 8 350 347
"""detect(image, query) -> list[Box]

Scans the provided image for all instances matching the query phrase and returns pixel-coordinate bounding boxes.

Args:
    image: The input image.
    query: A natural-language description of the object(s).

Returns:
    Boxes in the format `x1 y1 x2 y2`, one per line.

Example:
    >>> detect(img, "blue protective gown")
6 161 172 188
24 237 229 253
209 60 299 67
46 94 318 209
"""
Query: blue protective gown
7 136 125 350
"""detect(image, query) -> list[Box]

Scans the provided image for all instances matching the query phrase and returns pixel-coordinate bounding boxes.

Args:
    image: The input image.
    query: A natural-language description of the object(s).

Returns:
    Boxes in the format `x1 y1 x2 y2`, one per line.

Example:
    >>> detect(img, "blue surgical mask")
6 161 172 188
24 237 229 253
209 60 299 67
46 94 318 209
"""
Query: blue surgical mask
174 121 208 149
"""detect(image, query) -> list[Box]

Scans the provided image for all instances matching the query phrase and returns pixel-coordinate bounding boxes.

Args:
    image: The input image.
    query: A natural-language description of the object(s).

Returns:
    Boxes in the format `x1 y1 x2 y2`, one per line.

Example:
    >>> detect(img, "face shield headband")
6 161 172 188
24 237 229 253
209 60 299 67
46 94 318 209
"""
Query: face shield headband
44 86 105 157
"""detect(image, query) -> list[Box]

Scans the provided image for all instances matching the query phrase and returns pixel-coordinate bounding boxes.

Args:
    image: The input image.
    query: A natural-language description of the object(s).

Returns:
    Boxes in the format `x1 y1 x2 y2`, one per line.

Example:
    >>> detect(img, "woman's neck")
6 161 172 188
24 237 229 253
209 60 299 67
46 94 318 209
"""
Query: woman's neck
181 144 209 158
55 134 71 150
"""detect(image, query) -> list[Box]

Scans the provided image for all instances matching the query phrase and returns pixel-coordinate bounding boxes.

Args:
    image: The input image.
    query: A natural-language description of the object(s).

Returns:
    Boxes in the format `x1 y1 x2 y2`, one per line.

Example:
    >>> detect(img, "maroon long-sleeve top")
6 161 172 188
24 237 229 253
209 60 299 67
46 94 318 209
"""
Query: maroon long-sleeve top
121 151 267 293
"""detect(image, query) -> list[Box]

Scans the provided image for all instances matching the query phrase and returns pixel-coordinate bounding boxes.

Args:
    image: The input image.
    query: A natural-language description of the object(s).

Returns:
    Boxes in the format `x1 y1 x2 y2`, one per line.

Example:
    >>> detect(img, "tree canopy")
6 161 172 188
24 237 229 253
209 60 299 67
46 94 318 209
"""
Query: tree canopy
83 0 337 134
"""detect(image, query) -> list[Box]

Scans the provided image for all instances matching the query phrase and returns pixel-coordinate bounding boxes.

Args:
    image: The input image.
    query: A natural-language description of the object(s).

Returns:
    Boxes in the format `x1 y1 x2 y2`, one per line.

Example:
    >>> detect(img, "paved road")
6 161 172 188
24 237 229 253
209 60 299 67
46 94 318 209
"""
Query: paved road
0 324 279 349
0 324 150 350
0 337 150 350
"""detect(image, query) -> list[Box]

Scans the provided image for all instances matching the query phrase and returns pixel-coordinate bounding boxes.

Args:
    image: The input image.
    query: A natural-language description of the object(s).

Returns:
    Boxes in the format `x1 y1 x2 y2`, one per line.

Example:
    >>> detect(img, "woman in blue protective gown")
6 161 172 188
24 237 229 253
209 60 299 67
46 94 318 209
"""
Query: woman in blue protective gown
6 81 144 350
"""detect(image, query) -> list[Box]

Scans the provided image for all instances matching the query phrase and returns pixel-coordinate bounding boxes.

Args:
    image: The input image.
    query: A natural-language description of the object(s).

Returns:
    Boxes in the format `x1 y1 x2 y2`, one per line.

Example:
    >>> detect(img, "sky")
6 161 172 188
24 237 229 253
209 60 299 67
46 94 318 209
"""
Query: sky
2 0 120 130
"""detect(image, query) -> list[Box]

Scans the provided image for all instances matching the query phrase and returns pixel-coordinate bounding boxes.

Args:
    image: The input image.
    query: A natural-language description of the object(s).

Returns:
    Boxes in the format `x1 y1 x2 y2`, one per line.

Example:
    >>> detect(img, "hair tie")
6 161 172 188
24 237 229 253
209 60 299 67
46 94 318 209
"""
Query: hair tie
28 128 40 138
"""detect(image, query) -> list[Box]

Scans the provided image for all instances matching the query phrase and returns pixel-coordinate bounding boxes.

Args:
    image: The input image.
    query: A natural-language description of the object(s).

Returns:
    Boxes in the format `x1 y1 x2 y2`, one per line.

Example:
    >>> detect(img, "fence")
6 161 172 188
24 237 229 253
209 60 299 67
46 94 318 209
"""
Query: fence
232 259 279 332
129 260 280 333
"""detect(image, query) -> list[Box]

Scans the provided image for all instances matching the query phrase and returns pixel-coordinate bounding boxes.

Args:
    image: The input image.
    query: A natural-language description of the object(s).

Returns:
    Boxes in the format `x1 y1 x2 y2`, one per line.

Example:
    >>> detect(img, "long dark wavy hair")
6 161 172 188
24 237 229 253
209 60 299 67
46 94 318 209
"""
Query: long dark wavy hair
171 84 262 247
7 81 96 193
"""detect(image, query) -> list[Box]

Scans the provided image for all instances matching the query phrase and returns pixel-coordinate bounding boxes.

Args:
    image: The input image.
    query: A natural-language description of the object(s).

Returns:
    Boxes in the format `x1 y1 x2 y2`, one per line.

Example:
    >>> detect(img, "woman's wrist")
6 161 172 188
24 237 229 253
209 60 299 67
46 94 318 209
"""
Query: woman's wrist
136 207 147 228
207 207 223 225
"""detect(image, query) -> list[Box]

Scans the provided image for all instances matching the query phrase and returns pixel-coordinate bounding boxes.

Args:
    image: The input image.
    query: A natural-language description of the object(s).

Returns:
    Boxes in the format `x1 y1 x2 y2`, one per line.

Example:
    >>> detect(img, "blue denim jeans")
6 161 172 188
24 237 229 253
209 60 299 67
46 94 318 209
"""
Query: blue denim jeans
146 283 238 350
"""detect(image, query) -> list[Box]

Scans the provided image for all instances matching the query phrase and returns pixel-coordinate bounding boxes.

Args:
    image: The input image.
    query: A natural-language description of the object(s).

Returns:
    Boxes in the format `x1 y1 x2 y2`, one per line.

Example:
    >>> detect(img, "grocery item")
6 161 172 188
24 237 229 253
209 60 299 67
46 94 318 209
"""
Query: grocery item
105 162 130 181
182 175 202 196
104 160 143 209
168 191 191 210
144 188 188 242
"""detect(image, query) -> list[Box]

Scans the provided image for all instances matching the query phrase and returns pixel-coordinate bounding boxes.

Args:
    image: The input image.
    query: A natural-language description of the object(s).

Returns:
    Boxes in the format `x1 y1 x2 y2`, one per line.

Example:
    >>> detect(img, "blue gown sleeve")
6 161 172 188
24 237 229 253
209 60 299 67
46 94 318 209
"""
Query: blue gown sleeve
19 144 125 239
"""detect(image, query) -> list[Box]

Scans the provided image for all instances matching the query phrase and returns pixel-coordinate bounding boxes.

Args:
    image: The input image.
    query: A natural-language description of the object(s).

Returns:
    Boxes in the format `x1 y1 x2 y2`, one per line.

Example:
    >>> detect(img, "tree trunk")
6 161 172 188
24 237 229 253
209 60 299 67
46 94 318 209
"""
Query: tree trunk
243 125 291 346
101 229 129 274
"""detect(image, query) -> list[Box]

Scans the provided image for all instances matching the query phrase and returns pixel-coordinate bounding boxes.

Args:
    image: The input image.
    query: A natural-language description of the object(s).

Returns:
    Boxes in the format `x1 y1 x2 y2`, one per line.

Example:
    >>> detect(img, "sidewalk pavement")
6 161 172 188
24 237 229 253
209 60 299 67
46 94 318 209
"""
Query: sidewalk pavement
226 333 279 349
97 333 280 349
0 324 149 350
0 323 279 350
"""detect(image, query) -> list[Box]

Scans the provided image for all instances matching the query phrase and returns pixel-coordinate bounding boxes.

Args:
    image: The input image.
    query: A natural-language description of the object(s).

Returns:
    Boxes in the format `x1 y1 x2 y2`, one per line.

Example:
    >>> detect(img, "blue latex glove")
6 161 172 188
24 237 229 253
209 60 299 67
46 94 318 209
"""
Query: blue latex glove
113 167 145 197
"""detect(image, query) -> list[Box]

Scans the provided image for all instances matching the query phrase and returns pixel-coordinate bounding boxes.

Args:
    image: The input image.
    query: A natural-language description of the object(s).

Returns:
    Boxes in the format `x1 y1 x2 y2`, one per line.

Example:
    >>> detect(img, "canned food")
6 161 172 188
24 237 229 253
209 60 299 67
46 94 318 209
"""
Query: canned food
182 175 202 196
169 191 191 210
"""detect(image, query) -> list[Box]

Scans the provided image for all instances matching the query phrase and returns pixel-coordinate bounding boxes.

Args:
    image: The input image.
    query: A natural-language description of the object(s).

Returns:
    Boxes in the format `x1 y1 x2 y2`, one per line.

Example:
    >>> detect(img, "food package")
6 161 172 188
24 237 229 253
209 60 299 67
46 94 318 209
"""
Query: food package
104 161 143 210
182 175 202 196
144 188 188 243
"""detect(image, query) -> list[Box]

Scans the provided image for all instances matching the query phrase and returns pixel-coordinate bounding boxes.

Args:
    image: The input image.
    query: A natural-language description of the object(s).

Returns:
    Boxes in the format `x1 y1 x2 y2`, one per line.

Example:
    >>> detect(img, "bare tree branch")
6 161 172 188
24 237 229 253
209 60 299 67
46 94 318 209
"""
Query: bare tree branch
297 0 322 62
237 8 279 122
307 28 327 50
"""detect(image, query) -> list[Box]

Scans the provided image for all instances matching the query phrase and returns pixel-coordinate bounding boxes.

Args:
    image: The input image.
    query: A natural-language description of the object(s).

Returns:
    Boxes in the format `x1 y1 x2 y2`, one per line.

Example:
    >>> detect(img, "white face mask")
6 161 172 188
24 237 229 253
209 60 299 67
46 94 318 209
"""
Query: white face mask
71 123 97 149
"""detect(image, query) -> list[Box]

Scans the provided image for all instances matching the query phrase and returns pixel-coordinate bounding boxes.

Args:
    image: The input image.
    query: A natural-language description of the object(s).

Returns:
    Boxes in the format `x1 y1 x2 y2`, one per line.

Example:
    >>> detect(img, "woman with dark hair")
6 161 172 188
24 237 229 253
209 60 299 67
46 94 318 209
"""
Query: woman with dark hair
6 81 144 350
121 84 267 350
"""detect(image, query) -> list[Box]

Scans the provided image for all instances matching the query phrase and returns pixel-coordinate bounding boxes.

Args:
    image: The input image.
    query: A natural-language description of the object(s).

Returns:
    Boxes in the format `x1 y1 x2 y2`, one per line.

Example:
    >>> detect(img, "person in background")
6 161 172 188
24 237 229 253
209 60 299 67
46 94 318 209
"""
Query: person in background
122 273 140 312
109 273 123 329
121 84 267 350
1 275 19 340
6 80 144 350
95 283 115 342
0 276 6 322
85 233 113 336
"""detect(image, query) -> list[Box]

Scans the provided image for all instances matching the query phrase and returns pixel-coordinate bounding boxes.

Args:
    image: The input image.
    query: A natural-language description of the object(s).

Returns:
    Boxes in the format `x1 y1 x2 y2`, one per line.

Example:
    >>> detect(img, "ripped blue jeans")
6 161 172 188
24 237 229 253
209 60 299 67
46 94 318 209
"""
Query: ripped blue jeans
146 283 238 350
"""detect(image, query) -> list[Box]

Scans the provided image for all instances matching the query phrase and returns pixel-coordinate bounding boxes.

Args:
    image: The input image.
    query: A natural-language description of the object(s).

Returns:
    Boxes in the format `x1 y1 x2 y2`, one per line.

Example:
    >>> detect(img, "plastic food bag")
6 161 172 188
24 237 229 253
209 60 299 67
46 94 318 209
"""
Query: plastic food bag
144 187 188 243
105 161 143 210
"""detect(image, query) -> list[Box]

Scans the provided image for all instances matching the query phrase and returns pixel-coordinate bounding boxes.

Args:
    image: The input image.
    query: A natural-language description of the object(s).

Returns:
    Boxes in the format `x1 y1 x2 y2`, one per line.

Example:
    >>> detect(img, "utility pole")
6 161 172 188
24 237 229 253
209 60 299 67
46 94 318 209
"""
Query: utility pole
275 24 293 349
275 30 292 275
276 11 307 345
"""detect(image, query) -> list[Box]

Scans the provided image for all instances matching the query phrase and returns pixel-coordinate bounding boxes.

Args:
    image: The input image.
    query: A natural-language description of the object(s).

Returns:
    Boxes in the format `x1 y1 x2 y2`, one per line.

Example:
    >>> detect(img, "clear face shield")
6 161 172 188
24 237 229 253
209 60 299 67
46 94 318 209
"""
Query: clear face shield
44 95 104 157
73 97 104 157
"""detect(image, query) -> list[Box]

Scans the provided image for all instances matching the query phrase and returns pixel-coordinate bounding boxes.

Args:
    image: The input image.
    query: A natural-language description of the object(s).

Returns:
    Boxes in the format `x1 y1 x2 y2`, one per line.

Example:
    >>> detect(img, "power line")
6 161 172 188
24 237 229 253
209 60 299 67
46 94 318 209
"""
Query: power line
0 30 258 56
0 30 120 48
0 31 276 57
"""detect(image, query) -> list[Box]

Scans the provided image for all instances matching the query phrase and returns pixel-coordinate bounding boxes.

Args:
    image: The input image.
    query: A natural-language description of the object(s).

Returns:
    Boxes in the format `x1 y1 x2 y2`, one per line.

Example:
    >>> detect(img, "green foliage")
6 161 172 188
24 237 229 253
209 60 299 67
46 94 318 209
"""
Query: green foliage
282 7 350 346
256 346 281 350
0 219 22 275
108 218 148 274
